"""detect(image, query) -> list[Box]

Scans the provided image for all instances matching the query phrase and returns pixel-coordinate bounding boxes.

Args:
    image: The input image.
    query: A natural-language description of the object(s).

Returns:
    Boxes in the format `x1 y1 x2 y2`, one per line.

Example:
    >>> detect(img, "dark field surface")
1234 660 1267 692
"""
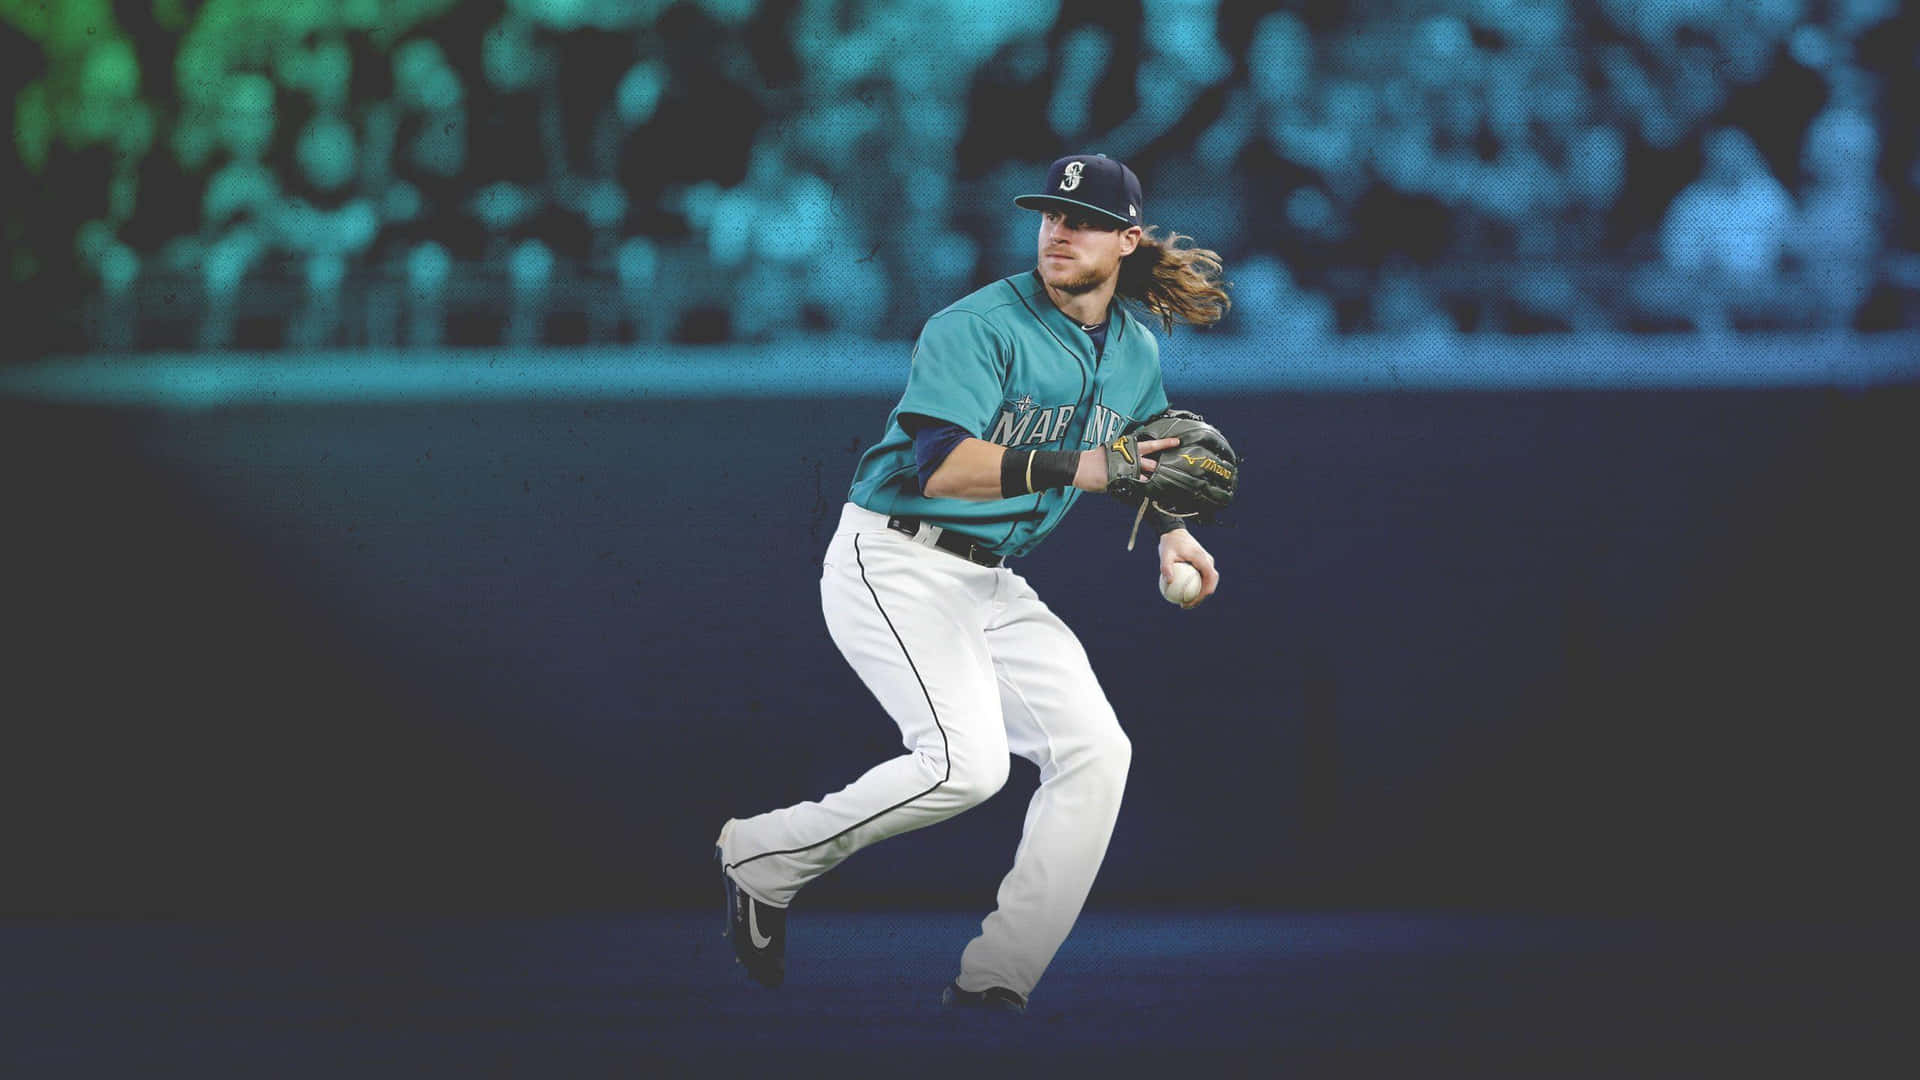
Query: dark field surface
5 911 1910 1077
5 388 1916 919
4 385 1914 1076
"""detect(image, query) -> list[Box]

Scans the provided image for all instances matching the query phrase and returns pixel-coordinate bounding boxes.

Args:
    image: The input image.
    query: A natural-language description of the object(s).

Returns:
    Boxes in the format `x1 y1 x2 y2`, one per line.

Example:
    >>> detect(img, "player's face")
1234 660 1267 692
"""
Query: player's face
1036 209 1141 295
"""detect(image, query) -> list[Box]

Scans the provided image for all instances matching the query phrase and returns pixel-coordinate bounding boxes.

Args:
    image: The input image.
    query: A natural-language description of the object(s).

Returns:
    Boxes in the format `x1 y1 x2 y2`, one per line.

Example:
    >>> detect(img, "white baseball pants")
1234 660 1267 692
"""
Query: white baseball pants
718 502 1132 998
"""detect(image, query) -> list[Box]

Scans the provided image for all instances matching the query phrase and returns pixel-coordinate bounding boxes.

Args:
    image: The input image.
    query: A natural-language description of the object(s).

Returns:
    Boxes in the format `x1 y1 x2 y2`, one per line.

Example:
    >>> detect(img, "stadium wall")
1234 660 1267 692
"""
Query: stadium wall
4 336 1914 916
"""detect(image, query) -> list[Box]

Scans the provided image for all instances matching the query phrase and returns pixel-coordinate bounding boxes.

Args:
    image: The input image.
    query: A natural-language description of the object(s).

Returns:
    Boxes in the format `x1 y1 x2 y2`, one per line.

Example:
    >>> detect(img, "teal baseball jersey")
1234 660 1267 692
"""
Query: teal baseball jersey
847 271 1170 559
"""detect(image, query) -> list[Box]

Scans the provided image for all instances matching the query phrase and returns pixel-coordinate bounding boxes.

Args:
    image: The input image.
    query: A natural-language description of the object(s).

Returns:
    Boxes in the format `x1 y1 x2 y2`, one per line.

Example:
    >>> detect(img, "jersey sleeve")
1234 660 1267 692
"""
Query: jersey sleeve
893 312 1009 436
908 419 975 491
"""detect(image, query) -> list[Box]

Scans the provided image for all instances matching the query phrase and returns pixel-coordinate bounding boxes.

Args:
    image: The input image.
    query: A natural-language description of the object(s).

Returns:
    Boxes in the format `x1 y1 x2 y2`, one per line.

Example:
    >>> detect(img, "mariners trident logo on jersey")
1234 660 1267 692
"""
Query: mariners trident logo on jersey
988 396 1135 448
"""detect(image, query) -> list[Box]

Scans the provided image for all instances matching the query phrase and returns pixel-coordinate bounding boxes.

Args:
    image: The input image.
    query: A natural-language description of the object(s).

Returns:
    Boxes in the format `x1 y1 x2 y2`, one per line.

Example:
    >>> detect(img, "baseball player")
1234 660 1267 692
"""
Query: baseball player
716 154 1235 1013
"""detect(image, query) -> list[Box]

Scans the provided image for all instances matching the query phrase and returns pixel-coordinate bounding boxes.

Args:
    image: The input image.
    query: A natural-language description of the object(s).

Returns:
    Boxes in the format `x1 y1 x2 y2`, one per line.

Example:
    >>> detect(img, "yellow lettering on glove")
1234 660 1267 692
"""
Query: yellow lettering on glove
1178 453 1234 480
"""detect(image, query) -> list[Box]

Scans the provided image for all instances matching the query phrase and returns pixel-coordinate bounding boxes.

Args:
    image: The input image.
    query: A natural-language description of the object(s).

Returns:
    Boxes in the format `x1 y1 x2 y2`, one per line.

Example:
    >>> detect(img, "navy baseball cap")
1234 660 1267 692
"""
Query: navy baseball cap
1014 154 1143 229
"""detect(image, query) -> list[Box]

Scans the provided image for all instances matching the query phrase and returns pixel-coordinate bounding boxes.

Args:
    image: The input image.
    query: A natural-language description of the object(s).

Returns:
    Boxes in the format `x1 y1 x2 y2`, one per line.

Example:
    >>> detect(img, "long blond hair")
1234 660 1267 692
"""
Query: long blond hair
1117 227 1231 332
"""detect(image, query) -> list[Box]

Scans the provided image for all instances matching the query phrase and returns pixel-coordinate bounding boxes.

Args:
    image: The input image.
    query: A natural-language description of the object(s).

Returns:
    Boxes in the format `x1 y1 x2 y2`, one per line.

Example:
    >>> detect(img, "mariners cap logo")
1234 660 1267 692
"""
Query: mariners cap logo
1014 154 1144 228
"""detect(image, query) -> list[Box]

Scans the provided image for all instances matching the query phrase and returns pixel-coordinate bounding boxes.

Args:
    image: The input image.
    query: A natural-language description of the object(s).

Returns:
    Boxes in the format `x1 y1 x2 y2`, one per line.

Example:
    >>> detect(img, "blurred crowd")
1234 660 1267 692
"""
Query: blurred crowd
7 0 1918 351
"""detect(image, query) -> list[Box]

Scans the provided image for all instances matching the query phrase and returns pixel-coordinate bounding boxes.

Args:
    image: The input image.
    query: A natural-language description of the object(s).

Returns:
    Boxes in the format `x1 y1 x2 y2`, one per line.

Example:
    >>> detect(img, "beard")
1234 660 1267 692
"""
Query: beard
1038 256 1111 295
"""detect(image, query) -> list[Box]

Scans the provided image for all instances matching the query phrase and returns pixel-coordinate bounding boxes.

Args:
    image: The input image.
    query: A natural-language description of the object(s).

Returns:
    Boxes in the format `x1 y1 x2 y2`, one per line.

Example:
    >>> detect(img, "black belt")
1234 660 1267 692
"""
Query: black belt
887 516 1004 567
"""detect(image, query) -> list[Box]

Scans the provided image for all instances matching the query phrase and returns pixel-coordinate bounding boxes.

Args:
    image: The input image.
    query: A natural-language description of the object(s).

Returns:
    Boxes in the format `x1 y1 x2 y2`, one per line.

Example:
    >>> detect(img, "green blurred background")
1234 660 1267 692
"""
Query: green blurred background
7 0 1918 352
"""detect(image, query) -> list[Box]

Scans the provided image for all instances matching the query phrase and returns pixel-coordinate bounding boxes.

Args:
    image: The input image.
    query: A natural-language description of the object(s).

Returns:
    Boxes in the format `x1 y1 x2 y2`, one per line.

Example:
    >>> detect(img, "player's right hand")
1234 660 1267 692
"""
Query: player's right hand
1075 437 1178 492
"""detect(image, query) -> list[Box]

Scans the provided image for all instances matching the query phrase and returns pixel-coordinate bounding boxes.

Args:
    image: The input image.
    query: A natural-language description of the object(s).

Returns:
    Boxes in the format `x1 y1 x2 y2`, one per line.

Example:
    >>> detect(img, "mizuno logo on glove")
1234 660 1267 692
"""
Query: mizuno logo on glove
1179 453 1234 480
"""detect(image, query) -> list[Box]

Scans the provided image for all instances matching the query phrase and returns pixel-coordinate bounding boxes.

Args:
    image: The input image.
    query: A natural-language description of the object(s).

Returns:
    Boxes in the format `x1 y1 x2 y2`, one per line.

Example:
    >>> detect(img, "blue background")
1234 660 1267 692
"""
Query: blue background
6 363 1913 919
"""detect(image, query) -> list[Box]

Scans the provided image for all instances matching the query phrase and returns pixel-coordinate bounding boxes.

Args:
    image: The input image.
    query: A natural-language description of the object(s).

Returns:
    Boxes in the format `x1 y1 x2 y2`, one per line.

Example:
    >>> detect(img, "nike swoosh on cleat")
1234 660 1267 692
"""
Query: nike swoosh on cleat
748 901 773 949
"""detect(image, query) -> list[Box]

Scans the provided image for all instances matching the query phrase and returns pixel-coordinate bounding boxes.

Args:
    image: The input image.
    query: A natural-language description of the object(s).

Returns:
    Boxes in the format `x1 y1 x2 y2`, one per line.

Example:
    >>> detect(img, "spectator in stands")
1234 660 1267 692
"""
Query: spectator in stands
705 141 883 341
23 34 153 305
1225 253 1336 345
1655 126 1795 330
276 113 380 347
1847 0 1919 315
12 0 1920 347
1594 31 1730 257
1113 0 1244 261
195 71 282 346
1102 0 1231 163
1373 258 1457 337
789 0 1048 106
1347 72 1455 326
613 3 763 241
466 7 570 260
953 31 1061 281
786 72 944 335
364 35 473 346
880 40 989 330
601 4 770 339
542 3 648 275
1789 103 1883 329
787 0 896 102
272 20 355 118
380 37 481 257
1045 0 1146 149
1554 124 1631 329
575 7 780 340
1229 12 1347 312
1044 24 1113 154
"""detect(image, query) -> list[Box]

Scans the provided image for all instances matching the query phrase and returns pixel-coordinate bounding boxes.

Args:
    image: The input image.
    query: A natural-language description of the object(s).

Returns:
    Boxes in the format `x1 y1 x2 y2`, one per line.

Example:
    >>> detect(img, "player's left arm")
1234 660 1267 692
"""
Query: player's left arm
1156 524 1218 608
1137 357 1218 603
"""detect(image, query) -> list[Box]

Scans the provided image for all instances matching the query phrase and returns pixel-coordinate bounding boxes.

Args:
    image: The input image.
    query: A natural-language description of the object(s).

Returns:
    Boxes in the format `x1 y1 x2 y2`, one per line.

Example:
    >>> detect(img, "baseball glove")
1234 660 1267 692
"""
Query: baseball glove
1103 408 1239 523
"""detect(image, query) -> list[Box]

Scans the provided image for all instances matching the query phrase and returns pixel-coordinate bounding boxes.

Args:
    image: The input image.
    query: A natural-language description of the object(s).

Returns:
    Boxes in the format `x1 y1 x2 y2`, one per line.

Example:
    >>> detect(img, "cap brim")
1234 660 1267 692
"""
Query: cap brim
1013 194 1133 226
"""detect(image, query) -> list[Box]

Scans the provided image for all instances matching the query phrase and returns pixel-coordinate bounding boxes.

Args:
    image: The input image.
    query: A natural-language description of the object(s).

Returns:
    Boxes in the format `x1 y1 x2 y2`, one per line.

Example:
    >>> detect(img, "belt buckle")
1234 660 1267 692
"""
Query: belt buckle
891 515 997 566
889 516 942 550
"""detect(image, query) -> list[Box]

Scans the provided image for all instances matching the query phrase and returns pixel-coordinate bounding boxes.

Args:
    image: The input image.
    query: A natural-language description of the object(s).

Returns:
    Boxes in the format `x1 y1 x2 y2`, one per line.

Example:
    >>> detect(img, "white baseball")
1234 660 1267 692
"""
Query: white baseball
1159 562 1203 606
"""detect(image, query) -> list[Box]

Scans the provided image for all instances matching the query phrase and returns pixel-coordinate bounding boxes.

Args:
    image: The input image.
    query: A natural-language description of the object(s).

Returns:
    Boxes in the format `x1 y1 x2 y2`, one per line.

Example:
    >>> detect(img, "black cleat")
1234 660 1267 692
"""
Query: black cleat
941 982 1026 1014
716 820 786 989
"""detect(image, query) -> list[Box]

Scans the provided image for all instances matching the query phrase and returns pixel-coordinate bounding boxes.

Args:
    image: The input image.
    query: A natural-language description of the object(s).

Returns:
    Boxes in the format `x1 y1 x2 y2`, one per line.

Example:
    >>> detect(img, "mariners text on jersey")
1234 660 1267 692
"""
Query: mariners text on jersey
986 400 1135 449
846 271 1171 560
